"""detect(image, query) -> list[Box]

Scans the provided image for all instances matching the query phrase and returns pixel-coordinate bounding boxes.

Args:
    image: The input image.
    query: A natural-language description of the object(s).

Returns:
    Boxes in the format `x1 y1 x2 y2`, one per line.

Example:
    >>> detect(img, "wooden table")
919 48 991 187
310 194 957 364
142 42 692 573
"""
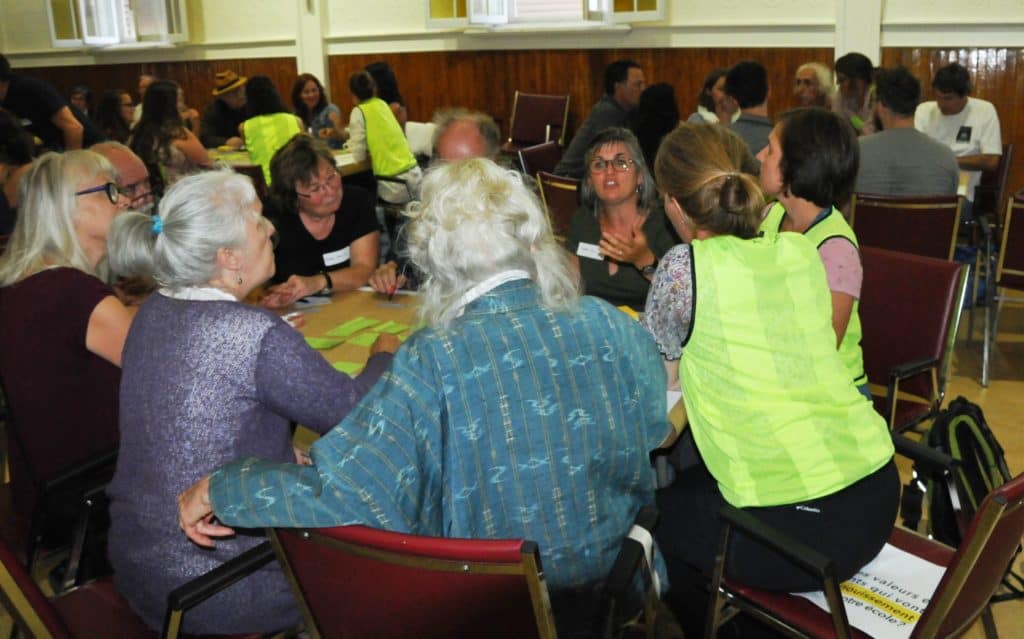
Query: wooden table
208 147 371 177
295 287 419 370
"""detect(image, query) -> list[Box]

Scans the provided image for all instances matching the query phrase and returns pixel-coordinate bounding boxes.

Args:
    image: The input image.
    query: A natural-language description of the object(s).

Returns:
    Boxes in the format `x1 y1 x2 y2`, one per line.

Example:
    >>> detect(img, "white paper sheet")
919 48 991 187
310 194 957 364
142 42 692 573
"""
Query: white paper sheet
795 542 945 639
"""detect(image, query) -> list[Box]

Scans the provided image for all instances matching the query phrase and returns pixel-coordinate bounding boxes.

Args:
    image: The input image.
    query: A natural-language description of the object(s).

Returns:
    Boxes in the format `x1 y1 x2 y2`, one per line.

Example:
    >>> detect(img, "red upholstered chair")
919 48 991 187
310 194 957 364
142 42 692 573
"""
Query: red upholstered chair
982 191 1024 386
270 525 558 639
705 437 1024 639
0 531 274 639
537 171 579 240
859 247 968 432
518 141 562 179
270 508 662 639
501 91 570 153
849 193 962 261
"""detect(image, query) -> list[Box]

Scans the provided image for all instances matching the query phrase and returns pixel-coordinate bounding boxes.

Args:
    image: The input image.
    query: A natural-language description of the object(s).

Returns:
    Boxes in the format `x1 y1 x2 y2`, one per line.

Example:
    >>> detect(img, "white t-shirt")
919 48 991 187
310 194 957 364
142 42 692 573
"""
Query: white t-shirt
914 97 1001 200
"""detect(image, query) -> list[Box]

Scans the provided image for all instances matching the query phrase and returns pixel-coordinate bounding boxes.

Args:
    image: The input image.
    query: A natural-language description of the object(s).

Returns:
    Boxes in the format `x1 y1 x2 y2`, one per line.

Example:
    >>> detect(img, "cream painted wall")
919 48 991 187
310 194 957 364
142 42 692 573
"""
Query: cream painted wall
186 0 296 44
884 0 1024 24
0 0 56 53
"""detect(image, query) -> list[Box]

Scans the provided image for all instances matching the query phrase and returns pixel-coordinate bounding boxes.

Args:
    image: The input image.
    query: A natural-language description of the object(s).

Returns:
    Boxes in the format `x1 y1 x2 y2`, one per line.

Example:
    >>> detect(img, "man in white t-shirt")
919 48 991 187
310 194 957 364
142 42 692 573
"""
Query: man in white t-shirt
914 62 1001 209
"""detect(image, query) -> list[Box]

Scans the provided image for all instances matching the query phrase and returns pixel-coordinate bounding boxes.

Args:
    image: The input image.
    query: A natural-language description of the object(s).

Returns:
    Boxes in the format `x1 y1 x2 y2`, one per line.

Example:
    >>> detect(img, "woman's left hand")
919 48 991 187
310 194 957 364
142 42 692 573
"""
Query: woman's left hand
177 475 235 548
599 215 655 269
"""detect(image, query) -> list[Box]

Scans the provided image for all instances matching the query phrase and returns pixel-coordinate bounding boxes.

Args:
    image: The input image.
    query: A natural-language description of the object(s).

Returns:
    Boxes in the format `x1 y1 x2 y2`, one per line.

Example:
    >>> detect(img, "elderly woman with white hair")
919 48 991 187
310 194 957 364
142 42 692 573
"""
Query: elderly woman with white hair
794 62 836 108
0 150 133 528
104 169 397 635
178 158 673 635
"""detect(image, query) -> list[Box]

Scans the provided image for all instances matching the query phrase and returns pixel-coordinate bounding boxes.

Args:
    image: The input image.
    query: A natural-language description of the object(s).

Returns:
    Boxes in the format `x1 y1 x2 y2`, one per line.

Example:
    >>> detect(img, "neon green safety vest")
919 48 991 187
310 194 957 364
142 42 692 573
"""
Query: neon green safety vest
679 233 893 508
357 97 417 178
243 113 302 185
760 203 866 386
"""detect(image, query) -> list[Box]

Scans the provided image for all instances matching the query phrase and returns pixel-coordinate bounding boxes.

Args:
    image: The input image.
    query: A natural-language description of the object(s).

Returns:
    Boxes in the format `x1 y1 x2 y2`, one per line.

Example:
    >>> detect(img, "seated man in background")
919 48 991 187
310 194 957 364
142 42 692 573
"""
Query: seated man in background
368 107 502 294
725 60 772 165
0 53 103 150
179 158 672 638
200 69 248 148
794 62 834 108
855 66 959 196
91 141 155 214
555 59 645 179
915 62 1001 215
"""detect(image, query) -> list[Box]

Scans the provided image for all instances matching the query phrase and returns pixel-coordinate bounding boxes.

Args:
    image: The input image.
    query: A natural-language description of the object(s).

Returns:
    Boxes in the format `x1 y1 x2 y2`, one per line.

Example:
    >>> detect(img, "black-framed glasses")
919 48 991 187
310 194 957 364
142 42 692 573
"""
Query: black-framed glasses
74 182 120 205
589 157 635 173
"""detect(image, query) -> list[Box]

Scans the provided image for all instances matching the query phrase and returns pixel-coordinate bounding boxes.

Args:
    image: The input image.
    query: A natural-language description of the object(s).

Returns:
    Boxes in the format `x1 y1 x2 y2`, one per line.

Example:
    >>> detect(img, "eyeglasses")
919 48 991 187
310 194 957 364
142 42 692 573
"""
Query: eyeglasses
74 182 120 205
589 157 635 173
296 170 341 199
119 177 151 200
795 78 816 87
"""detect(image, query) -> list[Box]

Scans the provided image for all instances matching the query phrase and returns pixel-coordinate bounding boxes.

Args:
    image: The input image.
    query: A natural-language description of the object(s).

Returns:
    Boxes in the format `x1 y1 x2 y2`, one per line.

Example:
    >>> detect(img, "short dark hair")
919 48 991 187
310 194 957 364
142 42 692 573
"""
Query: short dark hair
0 54 12 82
932 62 971 97
604 59 641 96
724 61 768 109
834 52 874 84
874 66 920 117
776 107 859 209
245 75 288 117
268 135 335 216
365 61 404 105
348 71 376 102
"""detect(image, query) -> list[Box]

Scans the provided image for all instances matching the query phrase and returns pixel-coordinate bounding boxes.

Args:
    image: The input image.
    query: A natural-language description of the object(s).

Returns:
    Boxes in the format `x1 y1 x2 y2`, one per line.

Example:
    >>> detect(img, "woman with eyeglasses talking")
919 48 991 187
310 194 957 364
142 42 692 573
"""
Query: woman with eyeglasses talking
0 150 134 535
565 127 677 311
260 135 380 308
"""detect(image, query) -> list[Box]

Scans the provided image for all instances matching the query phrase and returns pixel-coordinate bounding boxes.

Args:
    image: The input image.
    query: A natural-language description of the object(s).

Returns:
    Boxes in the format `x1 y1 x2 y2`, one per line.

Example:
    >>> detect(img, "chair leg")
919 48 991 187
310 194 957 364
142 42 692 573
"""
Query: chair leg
982 295 992 387
980 604 999 639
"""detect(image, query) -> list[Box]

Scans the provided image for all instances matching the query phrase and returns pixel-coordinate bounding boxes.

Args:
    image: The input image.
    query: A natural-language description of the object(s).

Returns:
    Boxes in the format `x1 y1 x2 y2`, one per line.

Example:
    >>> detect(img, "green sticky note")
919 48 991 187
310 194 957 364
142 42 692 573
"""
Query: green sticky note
376 320 410 334
346 331 381 347
332 361 363 374
326 316 381 337
305 336 345 350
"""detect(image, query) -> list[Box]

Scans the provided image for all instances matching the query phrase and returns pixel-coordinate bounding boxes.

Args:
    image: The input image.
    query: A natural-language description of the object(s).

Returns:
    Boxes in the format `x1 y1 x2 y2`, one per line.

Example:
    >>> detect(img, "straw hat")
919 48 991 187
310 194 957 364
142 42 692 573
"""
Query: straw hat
211 70 247 96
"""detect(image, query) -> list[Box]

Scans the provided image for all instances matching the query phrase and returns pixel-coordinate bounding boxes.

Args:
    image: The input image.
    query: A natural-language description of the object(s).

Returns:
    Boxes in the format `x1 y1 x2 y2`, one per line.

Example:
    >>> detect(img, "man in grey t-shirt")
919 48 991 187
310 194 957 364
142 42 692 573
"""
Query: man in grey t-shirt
855 66 958 197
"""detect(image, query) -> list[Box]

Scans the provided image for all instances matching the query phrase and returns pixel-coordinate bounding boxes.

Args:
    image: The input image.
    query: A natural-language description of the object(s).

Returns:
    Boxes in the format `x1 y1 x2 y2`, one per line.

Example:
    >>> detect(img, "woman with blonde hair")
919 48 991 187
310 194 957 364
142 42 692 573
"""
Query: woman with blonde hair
0 150 133 524
643 123 897 635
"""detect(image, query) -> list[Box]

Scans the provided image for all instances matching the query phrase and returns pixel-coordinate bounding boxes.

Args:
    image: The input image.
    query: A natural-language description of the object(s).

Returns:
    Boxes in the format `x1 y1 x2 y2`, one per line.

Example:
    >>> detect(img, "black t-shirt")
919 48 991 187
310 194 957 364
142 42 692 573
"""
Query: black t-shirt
199 100 247 148
268 184 379 283
1 74 103 150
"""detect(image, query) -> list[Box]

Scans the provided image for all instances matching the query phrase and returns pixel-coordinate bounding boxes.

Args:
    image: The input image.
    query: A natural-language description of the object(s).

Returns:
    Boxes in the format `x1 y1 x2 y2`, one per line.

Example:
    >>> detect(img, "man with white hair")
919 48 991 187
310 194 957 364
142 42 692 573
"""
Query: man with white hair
91 141 154 214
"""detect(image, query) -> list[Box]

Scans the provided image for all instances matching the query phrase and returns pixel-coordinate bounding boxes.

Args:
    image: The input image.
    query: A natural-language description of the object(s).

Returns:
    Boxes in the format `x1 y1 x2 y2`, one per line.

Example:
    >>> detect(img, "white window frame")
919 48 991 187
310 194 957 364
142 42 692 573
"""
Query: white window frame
427 0 662 28
45 0 189 48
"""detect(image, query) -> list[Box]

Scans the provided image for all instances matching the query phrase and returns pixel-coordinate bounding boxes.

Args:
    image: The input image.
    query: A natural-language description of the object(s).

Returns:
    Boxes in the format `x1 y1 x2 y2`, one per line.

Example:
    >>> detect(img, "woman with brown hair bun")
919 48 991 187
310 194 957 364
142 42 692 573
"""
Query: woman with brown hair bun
642 122 897 635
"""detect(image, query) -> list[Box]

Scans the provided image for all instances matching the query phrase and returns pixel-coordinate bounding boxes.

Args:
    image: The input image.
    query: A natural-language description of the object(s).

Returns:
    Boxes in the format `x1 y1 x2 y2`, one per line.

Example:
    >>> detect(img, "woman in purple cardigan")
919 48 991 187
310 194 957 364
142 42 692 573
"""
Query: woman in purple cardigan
104 170 397 635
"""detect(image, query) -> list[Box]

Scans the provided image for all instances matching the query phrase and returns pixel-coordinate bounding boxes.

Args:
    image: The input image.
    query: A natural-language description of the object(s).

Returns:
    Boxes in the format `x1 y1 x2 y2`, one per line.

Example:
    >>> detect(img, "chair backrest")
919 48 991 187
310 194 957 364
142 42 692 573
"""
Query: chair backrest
912 471 1024 638
973 142 1014 226
996 191 1024 291
850 193 962 260
405 120 437 159
536 171 579 238
0 532 72 639
270 525 558 639
860 247 967 415
518 141 562 178
508 91 570 148
231 164 268 201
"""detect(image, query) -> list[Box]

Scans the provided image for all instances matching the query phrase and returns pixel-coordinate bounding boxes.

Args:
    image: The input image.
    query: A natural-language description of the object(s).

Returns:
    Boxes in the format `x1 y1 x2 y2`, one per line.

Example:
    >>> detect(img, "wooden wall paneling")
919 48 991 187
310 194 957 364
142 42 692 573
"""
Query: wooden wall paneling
881 48 1024 201
328 48 834 150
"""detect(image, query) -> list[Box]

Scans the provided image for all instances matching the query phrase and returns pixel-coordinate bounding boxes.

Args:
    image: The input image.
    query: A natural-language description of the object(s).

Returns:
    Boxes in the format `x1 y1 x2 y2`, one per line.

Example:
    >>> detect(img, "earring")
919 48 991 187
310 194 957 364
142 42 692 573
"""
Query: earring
237 276 243 286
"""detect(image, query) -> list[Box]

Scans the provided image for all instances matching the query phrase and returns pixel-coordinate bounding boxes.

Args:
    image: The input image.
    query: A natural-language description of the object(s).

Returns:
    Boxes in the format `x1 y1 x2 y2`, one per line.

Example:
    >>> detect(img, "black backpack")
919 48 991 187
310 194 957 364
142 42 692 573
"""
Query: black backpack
901 396 1023 600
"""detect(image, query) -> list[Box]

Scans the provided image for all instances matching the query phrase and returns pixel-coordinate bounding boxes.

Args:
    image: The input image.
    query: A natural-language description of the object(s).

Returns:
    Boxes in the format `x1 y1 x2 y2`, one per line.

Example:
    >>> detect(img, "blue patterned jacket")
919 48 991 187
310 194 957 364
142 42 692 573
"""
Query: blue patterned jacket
210 279 669 591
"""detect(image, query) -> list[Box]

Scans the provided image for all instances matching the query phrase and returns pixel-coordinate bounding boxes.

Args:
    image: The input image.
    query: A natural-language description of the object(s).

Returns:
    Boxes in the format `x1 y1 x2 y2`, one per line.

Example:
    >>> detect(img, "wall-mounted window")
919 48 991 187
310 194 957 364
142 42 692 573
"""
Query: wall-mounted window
46 0 189 48
427 0 663 28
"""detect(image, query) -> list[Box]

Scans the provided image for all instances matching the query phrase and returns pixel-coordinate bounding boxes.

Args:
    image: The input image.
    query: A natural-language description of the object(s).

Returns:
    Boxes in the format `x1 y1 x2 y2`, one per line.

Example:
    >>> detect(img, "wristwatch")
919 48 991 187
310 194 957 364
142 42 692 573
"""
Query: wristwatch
319 270 333 295
640 258 658 278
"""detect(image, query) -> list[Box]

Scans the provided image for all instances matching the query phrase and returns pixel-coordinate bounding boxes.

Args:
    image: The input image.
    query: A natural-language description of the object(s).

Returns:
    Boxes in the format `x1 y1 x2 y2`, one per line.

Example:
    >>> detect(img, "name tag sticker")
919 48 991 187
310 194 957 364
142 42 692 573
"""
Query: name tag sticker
576 242 603 261
323 247 350 267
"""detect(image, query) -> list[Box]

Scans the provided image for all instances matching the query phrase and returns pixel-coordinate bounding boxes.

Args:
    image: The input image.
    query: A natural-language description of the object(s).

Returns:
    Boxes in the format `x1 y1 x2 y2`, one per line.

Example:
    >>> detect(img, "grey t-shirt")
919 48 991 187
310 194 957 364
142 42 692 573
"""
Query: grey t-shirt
854 127 960 197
